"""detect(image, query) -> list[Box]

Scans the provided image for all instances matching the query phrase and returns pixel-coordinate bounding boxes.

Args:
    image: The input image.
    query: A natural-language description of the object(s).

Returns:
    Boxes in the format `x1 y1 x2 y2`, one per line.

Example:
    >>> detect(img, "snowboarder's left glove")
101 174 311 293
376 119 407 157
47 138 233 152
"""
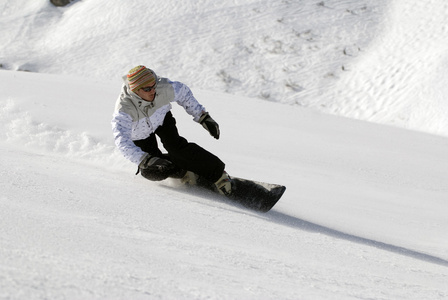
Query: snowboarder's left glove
199 112 220 139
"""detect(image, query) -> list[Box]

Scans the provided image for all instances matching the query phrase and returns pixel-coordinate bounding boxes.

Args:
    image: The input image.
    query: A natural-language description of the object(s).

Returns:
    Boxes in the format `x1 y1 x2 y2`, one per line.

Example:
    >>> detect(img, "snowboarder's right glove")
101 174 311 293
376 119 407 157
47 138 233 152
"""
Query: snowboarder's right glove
199 112 220 139
138 154 175 173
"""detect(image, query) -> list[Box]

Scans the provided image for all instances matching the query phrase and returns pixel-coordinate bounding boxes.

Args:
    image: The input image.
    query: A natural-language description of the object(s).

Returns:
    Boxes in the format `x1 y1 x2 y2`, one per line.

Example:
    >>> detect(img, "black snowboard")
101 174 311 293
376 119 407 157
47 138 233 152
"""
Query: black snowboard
194 176 286 213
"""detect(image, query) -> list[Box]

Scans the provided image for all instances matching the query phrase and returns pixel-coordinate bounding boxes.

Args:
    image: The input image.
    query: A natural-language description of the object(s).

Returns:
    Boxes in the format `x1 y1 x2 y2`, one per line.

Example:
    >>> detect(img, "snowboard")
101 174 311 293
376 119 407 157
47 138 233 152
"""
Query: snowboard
191 175 286 213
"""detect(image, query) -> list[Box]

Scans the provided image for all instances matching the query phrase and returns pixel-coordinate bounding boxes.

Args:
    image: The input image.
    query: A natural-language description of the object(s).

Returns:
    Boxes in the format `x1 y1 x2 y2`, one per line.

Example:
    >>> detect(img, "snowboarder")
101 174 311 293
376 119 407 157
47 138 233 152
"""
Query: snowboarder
112 65 232 195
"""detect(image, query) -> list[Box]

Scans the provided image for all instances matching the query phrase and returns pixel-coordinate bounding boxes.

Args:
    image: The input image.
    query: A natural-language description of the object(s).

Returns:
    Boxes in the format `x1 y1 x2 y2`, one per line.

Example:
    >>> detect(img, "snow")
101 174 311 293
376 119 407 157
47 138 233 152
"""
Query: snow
1 0 448 299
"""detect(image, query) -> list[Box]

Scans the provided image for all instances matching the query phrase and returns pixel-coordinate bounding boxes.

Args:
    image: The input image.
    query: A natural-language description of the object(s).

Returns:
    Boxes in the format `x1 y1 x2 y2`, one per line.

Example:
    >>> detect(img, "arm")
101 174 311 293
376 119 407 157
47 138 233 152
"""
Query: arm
111 111 146 165
171 81 205 121
171 81 220 139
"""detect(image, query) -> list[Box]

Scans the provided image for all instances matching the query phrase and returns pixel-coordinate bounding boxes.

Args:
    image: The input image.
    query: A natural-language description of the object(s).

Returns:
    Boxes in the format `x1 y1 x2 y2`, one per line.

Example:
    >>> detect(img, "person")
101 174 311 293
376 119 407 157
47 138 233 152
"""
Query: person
111 65 232 195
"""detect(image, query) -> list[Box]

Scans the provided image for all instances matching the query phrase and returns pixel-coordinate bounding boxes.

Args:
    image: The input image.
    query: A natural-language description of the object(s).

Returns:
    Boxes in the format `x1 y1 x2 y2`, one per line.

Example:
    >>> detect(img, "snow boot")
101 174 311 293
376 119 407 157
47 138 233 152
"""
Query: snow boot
214 171 232 196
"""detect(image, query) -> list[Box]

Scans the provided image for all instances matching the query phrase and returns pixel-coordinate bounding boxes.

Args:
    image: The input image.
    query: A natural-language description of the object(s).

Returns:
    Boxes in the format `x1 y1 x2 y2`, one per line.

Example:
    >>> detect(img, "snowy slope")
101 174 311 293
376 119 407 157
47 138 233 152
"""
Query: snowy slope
1 0 448 298
1 0 447 136
1 70 448 299
307 0 448 136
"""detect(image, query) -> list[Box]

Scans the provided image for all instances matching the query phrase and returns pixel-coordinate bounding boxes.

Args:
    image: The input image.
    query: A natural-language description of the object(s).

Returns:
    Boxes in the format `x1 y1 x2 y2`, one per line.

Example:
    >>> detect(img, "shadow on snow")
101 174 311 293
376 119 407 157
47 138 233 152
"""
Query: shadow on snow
266 210 448 268
159 181 448 267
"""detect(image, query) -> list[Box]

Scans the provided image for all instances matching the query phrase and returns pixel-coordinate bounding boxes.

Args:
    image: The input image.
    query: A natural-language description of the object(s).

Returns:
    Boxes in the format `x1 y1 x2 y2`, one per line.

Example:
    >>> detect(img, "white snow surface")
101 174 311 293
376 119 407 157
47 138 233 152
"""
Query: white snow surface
1 0 448 299
1 0 448 136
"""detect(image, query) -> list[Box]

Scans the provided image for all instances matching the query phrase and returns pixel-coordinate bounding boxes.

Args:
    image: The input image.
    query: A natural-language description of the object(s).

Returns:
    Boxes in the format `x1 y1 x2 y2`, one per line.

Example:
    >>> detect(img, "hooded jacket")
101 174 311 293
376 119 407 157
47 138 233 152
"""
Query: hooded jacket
112 76 205 165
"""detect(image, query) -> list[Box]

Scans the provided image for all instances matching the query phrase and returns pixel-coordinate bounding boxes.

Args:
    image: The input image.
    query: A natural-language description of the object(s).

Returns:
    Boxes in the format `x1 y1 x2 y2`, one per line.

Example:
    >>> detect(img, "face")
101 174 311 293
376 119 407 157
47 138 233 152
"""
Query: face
136 83 157 102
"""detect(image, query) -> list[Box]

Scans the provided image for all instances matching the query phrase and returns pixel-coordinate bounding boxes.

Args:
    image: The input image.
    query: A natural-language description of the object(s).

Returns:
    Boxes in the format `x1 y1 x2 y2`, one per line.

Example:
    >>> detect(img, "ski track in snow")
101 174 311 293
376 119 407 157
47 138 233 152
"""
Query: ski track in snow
310 0 448 135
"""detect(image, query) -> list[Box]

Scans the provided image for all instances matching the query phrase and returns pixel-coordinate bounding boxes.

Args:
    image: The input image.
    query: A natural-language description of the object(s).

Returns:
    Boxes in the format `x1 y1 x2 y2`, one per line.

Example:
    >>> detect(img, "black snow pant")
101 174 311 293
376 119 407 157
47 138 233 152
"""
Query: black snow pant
133 112 225 183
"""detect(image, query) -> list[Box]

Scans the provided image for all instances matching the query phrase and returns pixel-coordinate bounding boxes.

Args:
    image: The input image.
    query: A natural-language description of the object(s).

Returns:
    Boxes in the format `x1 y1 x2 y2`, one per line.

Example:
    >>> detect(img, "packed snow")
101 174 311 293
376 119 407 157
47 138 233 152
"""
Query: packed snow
1 0 448 299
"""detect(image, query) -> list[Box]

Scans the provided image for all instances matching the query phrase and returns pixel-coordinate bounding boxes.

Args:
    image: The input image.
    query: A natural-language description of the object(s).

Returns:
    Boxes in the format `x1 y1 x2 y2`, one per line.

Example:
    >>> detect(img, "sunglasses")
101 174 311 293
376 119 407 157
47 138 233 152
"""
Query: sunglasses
141 83 157 92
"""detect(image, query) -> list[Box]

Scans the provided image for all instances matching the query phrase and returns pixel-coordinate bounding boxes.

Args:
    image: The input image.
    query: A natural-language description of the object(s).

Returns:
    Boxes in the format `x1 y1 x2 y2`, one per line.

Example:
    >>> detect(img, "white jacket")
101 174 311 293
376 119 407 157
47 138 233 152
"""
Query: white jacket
112 76 205 165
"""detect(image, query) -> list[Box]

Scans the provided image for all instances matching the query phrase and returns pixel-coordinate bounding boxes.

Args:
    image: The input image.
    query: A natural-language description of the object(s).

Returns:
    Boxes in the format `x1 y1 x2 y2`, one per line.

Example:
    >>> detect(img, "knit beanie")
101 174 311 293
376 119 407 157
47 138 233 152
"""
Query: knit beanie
127 65 157 92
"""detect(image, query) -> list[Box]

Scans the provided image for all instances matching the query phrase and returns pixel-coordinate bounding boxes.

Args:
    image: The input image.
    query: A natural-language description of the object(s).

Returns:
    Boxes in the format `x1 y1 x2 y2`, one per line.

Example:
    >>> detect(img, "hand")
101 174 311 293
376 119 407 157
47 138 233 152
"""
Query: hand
199 112 220 139
139 154 174 172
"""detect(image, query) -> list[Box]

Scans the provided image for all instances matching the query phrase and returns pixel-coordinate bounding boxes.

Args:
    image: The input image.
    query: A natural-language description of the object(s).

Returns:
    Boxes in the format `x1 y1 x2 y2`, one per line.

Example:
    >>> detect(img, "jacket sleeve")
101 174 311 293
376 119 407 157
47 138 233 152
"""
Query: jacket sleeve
171 81 206 121
111 111 146 165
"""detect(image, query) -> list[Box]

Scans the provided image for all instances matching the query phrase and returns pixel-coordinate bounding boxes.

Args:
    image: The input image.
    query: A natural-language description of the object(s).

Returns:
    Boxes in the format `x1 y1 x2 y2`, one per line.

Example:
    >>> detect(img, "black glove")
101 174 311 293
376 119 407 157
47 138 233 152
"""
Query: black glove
137 154 178 181
199 112 220 139
138 154 174 172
